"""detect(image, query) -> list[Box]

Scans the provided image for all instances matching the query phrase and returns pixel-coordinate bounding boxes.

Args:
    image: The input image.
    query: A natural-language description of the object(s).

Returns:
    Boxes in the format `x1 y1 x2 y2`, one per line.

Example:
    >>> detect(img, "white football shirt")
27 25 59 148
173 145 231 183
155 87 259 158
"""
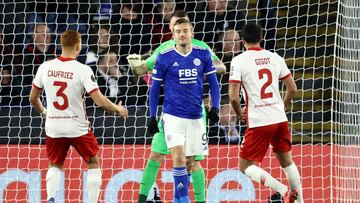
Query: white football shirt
33 57 99 138
229 47 291 128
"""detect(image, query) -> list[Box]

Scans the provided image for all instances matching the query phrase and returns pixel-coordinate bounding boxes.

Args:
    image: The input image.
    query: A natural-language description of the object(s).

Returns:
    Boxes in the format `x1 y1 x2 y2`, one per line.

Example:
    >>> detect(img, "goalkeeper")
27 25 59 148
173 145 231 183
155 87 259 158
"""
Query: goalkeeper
127 10 225 203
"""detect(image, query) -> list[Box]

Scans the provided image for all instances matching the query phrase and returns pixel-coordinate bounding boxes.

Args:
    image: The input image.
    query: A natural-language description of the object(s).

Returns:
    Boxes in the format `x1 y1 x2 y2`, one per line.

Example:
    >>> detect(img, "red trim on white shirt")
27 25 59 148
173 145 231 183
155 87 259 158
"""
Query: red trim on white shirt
32 83 43 90
247 47 263 51
88 88 99 95
229 79 242 84
280 73 292 80
58 56 75 62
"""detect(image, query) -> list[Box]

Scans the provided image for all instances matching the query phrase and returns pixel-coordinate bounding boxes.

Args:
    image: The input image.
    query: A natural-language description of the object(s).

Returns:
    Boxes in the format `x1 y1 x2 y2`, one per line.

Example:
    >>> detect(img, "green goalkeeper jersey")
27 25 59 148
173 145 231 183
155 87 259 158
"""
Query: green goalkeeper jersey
145 39 219 71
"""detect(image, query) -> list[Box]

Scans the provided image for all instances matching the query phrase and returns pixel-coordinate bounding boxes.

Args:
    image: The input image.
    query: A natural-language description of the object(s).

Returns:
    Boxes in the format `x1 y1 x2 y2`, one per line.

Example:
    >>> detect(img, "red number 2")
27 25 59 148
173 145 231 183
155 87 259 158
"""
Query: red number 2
53 81 69 110
258 68 273 99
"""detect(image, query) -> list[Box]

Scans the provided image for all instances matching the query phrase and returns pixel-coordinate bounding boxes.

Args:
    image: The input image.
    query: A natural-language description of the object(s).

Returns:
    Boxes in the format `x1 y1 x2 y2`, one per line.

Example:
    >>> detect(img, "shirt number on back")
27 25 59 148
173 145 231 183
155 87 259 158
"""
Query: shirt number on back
258 68 273 99
53 81 69 110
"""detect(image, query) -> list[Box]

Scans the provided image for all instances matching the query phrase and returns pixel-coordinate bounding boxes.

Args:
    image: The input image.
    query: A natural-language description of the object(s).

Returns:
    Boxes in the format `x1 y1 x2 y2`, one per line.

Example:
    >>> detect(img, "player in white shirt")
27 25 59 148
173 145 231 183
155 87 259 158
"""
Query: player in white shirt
29 30 128 203
228 24 303 203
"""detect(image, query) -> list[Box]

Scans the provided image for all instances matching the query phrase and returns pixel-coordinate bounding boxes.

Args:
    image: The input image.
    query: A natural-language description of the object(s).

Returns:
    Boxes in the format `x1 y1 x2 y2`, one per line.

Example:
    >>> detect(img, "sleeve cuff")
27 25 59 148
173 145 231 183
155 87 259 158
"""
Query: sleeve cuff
205 70 217 75
152 77 163 81
88 88 99 95
280 73 291 80
32 83 43 90
228 79 242 84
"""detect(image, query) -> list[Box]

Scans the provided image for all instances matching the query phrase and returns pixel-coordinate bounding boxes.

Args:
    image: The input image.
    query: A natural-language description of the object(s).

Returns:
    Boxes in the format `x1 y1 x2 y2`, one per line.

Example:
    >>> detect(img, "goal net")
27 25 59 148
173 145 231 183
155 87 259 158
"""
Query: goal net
0 0 356 202
333 0 360 202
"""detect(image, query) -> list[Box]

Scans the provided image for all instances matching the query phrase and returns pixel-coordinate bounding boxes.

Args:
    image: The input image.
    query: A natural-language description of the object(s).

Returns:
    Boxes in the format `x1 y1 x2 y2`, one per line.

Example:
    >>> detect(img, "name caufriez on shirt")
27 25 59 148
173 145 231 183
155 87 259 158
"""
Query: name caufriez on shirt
48 70 74 79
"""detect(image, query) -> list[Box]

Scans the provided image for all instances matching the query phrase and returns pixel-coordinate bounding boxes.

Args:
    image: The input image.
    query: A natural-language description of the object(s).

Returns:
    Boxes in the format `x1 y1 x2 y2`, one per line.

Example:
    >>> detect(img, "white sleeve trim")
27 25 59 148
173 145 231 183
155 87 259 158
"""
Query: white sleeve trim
204 70 217 75
152 77 163 81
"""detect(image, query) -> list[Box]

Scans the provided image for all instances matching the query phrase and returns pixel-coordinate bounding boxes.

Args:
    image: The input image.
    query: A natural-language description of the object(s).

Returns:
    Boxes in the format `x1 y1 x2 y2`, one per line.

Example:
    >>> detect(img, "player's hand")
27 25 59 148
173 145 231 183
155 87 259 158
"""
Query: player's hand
40 108 47 119
207 107 220 123
147 117 159 135
240 106 246 122
115 101 128 118
126 54 145 75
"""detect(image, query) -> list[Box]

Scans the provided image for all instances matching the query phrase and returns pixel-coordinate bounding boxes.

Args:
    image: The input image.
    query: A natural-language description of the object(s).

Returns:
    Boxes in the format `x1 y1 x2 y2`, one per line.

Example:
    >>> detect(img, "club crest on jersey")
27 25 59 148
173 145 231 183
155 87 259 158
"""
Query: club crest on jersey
193 58 201 66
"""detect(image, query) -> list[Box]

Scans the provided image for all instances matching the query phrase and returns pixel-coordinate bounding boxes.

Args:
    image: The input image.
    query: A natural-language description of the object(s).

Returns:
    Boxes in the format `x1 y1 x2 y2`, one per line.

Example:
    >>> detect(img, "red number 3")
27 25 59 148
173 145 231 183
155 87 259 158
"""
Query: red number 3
53 81 69 110
258 68 273 99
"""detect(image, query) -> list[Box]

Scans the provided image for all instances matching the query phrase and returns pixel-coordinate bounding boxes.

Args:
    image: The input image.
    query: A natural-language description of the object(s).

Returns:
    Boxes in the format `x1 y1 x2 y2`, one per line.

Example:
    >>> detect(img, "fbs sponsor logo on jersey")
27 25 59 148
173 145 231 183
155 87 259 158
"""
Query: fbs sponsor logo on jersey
179 69 198 77
178 68 198 85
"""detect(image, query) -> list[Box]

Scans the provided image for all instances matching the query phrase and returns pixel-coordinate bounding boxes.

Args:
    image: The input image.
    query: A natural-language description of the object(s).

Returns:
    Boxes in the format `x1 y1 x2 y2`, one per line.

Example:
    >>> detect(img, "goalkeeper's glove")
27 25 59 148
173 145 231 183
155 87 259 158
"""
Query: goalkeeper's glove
126 54 145 75
207 107 220 123
147 117 159 135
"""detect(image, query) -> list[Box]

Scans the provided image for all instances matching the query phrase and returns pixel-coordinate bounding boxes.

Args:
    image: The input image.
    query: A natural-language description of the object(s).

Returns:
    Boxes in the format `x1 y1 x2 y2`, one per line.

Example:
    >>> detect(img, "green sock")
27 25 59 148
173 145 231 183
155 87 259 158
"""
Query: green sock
139 159 161 200
192 168 206 202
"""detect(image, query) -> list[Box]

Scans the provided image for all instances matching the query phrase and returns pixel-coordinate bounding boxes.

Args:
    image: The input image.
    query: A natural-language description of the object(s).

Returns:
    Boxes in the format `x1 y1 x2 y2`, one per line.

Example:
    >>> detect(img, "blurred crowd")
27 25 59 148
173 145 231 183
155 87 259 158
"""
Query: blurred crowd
0 0 276 143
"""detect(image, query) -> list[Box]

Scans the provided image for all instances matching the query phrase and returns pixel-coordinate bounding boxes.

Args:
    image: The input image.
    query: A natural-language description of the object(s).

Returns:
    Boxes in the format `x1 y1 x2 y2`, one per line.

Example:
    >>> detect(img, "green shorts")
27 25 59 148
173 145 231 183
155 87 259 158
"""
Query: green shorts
151 104 207 161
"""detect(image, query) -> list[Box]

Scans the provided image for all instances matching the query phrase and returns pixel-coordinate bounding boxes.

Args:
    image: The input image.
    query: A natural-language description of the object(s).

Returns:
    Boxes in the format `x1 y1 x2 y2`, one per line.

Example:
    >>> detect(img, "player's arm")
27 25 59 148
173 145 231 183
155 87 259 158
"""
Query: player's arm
214 59 226 74
282 75 297 108
228 58 243 120
83 67 128 118
147 55 165 134
200 40 226 74
126 54 148 76
29 64 46 117
90 90 128 118
228 82 243 120
277 55 297 109
29 85 47 118
149 78 161 114
127 44 163 76
206 72 221 122
148 79 161 135
204 50 221 122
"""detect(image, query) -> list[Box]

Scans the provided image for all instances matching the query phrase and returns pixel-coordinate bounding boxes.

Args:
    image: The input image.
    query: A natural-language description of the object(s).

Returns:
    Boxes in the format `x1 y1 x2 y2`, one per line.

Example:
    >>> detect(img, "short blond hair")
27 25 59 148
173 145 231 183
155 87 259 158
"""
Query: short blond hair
61 30 81 49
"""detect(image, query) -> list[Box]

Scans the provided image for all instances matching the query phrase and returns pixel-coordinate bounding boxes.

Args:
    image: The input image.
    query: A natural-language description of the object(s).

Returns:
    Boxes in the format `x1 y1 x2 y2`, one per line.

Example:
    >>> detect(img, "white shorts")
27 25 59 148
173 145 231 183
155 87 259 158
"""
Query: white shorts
162 113 208 156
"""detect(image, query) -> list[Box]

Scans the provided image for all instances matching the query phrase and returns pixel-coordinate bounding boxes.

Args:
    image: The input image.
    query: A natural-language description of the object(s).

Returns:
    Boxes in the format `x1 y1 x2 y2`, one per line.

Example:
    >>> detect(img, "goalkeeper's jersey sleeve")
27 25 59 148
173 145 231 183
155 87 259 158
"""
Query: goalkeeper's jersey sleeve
145 39 219 71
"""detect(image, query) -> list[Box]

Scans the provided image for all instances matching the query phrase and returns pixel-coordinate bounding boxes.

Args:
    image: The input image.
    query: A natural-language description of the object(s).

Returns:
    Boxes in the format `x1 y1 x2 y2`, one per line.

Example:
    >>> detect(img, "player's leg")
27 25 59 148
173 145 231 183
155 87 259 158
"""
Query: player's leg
189 103 207 203
191 160 206 203
46 164 62 203
139 117 169 202
170 145 190 203
239 126 288 196
86 156 102 203
138 151 165 202
164 114 190 203
45 136 69 203
183 116 207 203
186 156 196 184
72 131 101 203
272 122 303 203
